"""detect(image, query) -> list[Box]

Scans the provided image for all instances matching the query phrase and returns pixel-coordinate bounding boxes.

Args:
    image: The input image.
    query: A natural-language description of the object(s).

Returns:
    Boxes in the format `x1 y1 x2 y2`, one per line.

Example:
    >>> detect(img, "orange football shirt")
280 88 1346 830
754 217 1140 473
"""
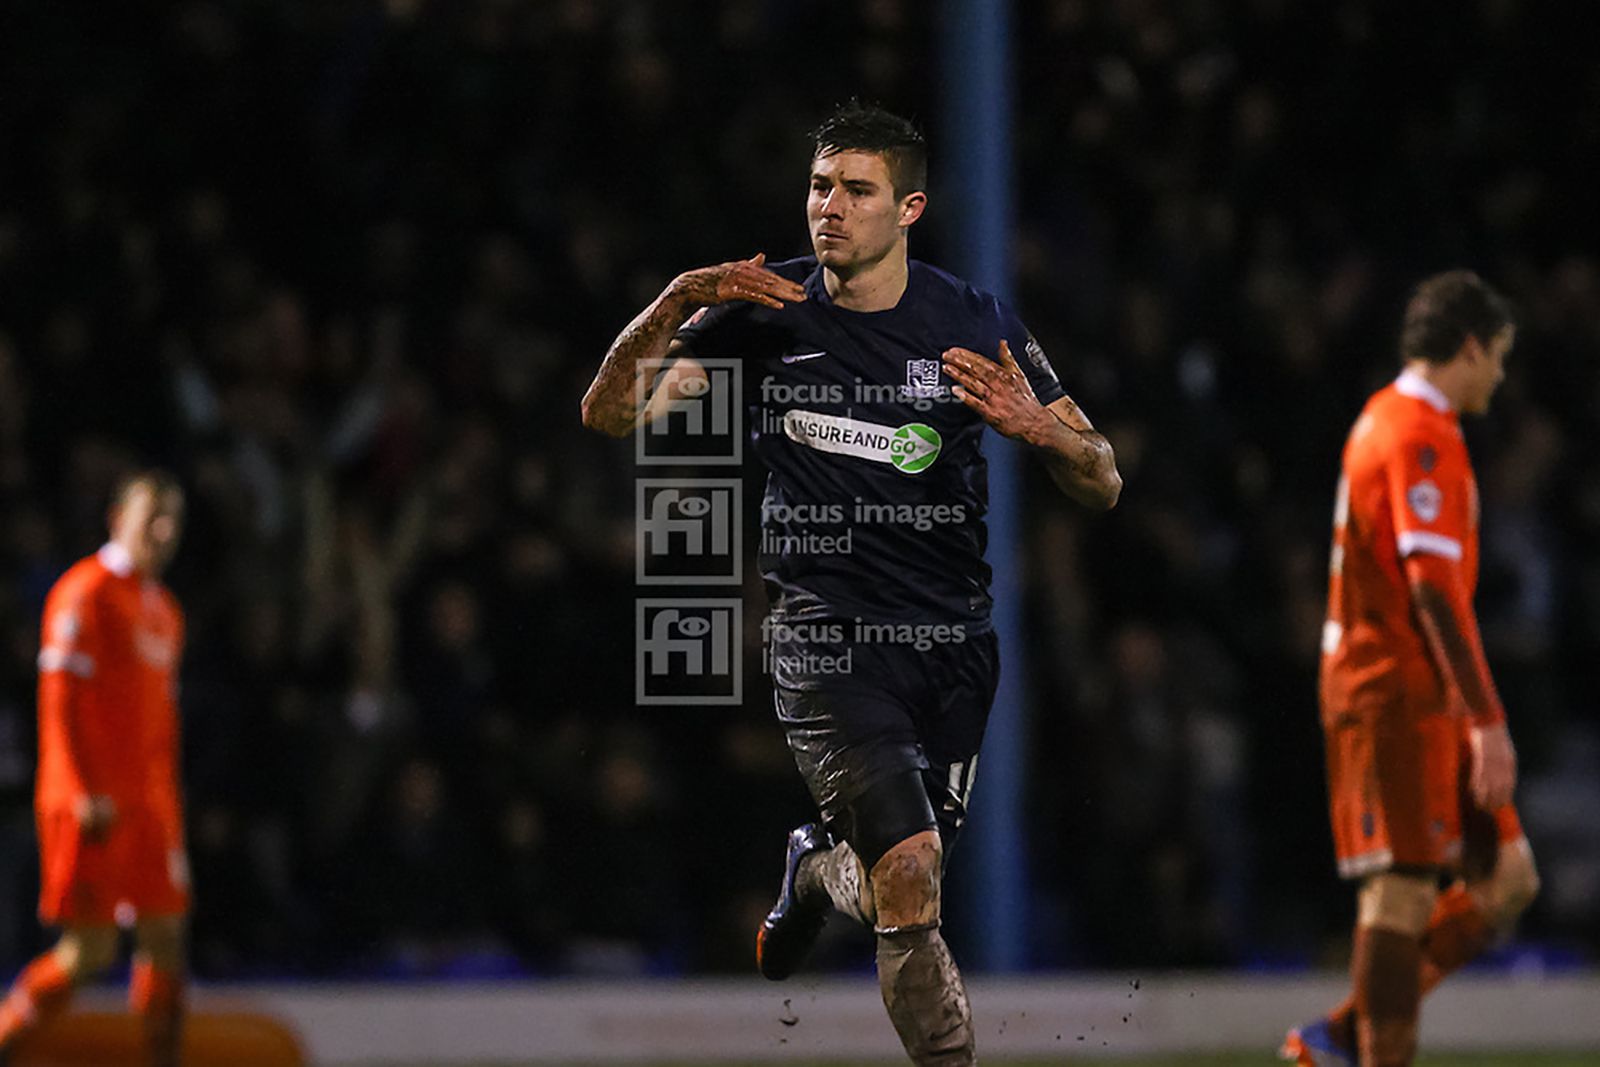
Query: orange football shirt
36 544 185 826
1320 370 1480 720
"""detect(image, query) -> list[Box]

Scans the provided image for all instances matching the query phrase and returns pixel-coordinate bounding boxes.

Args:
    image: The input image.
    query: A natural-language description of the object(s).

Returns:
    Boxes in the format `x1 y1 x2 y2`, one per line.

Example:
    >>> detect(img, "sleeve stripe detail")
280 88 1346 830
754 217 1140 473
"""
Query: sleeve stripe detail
1337 848 1395 880
1321 620 1343 655
38 648 96 678
1397 530 1463 561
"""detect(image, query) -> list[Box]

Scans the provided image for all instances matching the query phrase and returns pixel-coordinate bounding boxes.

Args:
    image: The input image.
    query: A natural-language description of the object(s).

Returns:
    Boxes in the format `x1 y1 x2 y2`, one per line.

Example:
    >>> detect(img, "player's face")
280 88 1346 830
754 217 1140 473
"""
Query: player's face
1465 325 1514 414
807 151 923 273
112 483 185 576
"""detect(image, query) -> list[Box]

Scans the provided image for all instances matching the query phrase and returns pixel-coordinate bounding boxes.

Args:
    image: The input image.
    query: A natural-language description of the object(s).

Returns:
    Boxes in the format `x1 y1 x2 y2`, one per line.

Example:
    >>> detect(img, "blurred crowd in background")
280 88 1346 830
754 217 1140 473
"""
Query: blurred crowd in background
2 0 1598 979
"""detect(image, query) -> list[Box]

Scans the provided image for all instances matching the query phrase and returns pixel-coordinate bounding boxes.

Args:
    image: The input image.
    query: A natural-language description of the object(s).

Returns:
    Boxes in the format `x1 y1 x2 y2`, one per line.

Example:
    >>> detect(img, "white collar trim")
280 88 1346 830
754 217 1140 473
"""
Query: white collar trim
97 543 135 578
1396 369 1453 414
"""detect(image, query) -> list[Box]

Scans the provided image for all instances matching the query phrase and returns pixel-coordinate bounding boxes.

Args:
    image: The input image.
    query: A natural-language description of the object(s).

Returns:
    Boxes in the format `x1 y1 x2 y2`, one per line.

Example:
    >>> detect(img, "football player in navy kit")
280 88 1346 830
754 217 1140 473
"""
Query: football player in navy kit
582 103 1120 1065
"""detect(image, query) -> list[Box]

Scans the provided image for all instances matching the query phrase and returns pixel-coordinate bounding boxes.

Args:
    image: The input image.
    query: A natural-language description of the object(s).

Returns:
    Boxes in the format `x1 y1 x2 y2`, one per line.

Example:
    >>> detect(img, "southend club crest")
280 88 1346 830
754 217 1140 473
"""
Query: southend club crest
901 358 945 399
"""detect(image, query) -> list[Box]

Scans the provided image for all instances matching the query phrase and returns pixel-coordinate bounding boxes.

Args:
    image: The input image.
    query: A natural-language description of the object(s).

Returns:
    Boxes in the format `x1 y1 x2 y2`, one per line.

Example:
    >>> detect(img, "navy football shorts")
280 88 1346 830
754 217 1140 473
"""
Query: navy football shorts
768 618 999 855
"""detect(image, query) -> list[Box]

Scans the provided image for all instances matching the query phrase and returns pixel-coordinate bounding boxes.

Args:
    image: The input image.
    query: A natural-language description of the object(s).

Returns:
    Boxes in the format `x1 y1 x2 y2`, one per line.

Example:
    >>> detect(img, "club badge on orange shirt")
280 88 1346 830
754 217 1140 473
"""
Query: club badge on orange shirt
1407 480 1442 523
135 630 177 669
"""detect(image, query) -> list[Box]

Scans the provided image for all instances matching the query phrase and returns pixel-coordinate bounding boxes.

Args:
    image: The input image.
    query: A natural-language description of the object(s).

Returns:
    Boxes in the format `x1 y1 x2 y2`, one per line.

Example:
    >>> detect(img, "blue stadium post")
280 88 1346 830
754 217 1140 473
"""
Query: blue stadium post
940 0 1028 972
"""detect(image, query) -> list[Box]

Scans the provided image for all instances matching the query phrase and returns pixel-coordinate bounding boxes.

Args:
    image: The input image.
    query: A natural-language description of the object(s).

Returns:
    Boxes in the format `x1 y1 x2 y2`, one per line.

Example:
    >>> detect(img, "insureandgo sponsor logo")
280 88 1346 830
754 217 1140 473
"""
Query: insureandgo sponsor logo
782 410 942 474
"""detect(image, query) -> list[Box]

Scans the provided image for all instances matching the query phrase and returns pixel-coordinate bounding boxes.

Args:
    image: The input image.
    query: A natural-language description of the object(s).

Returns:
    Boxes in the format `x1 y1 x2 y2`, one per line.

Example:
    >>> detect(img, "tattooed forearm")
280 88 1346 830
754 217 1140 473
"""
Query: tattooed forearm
581 288 692 437
1027 412 1122 511
582 255 805 437
940 344 1121 510
1411 579 1504 725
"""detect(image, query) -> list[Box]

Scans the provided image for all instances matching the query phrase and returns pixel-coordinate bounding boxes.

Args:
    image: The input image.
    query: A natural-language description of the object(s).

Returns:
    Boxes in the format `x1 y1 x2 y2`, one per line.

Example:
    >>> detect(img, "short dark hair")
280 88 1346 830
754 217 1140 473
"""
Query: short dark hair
112 468 183 512
1399 270 1515 365
811 101 928 200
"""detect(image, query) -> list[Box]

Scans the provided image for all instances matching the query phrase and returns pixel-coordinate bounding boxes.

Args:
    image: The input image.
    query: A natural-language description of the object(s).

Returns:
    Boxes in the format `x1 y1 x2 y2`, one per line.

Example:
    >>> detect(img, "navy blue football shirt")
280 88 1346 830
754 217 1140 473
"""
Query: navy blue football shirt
674 257 1066 631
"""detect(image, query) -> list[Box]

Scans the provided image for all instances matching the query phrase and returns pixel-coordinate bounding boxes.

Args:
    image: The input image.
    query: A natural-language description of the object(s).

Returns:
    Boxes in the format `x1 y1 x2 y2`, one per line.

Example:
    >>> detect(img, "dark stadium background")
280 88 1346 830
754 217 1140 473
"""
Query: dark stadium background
1 0 1597 986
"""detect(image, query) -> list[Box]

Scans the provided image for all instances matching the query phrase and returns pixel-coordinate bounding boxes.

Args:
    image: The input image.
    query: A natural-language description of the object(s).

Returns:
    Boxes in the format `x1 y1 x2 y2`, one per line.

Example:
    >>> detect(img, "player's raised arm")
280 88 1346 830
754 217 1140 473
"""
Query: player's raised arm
579 253 806 437
941 339 1122 510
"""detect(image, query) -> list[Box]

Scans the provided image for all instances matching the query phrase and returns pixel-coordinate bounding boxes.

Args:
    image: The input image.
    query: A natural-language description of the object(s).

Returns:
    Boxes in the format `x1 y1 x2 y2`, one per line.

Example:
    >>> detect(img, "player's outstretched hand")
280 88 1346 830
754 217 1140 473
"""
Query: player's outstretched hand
73 794 118 841
1469 722 1517 811
943 340 1049 442
669 253 807 311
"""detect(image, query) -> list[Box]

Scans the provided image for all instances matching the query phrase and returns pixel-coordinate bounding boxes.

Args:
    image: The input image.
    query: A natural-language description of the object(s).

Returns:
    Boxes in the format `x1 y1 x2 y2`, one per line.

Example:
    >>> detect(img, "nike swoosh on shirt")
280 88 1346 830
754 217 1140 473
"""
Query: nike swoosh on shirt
781 351 828 364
